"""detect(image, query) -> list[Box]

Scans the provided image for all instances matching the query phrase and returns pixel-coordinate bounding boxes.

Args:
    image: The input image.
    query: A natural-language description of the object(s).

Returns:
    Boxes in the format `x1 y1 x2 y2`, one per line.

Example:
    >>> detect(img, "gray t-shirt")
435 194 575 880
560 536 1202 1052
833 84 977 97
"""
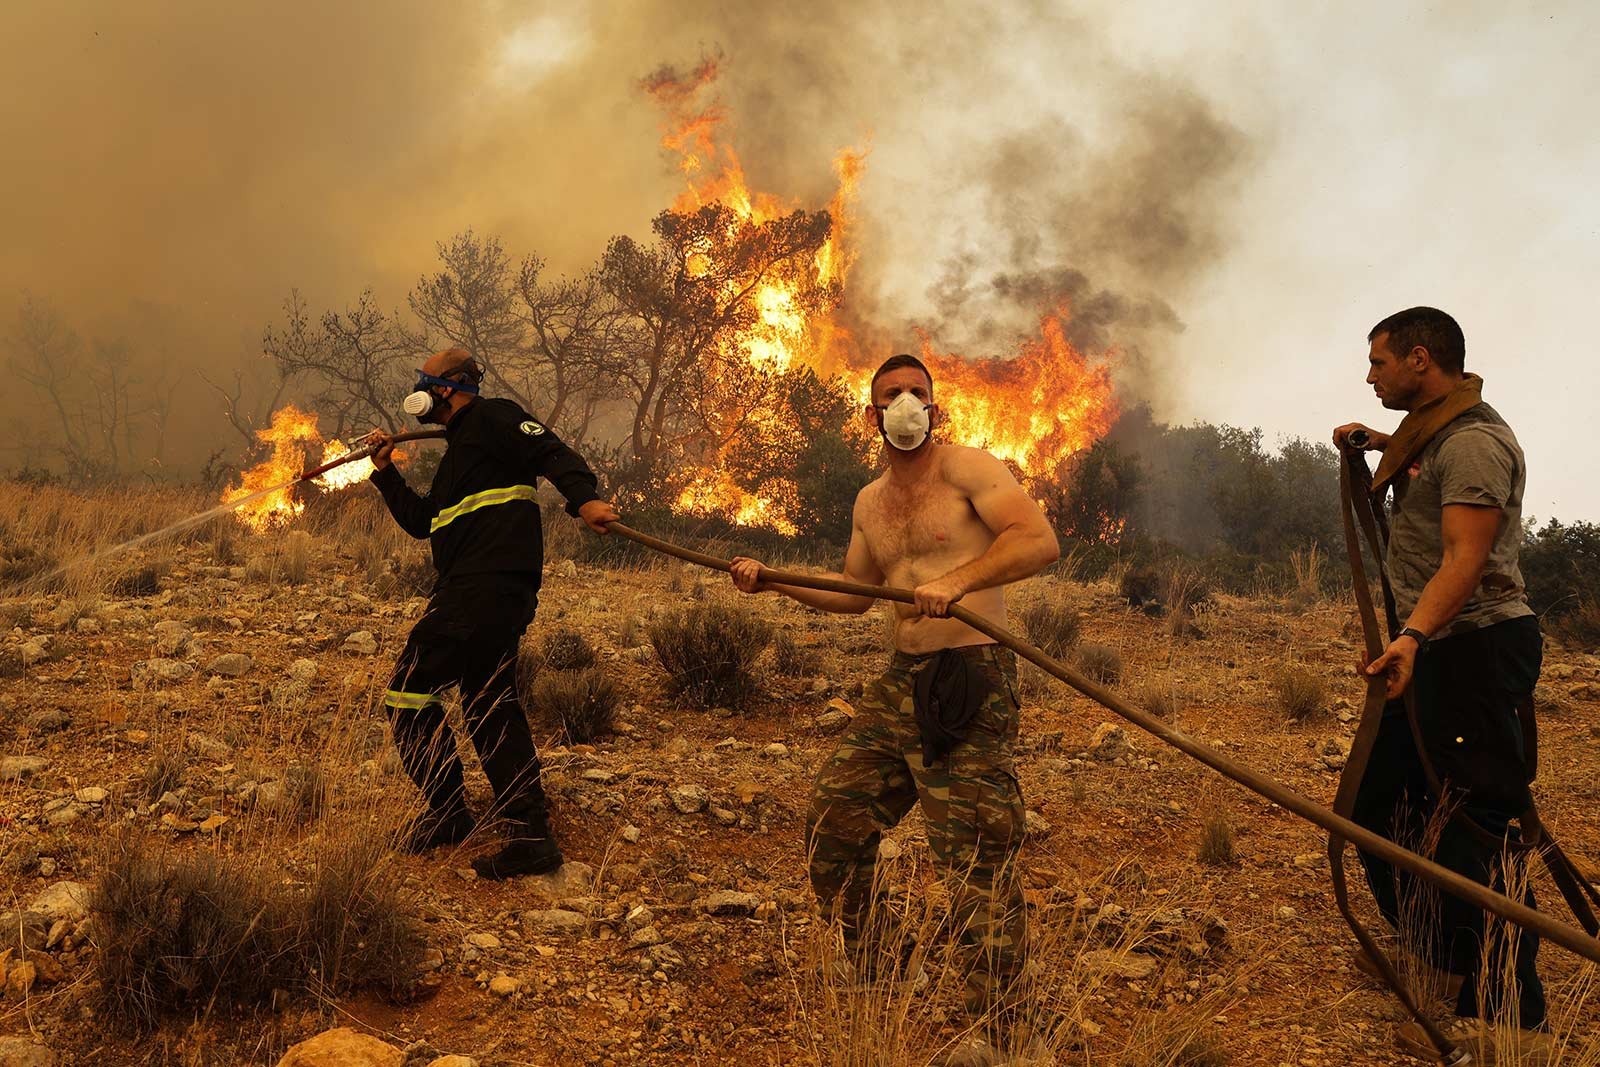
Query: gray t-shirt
1386 403 1534 638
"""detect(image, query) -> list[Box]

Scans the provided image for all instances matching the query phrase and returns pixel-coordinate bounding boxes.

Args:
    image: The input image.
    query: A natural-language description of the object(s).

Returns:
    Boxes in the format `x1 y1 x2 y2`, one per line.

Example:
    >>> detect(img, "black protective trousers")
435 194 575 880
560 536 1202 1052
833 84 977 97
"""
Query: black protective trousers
1353 615 1546 1028
383 573 546 824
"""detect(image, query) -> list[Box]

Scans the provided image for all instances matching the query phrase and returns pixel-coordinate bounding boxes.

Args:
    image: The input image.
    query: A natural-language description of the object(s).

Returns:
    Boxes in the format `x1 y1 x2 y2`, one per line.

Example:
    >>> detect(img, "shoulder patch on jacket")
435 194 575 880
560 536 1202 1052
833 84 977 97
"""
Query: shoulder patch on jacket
519 419 546 436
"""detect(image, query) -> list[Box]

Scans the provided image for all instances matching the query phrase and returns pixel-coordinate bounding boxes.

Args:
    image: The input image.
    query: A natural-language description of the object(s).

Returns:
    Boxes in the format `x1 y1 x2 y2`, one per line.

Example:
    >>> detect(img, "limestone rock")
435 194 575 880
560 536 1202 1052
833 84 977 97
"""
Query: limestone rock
426 1057 478 1067
207 653 254 678
287 658 318 684
275 1028 403 1067
1088 723 1129 762
1082 949 1158 980
523 862 594 904
700 890 760 917
26 882 90 925
487 974 519 998
522 908 586 938
667 784 708 814
342 631 379 656
815 697 855 733
24 710 70 735
1024 810 1053 838
139 658 194 685
151 620 193 656
0 757 48 783
73 786 107 804
0 1035 56 1067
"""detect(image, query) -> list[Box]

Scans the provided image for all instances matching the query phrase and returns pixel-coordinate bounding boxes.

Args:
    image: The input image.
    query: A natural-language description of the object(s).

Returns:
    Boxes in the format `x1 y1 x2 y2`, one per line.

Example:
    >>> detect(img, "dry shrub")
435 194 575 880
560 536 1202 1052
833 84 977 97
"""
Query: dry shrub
650 600 774 710
529 667 620 744
1270 663 1326 721
1140 682 1181 720
91 827 424 1030
141 747 188 801
1197 808 1237 867
772 632 823 678
1163 566 1213 639
1018 590 1083 660
1555 598 1600 649
1286 544 1324 611
536 628 598 672
791 854 1245 1067
280 763 329 821
1120 564 1162 611
210 519 242 567
1076 643 1123 685
283 530 312 586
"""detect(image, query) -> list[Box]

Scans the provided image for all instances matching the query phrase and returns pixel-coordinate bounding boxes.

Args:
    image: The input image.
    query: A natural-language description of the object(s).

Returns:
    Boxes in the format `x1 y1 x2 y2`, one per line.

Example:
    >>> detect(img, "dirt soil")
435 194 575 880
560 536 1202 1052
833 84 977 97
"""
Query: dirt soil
2 528 1597 1066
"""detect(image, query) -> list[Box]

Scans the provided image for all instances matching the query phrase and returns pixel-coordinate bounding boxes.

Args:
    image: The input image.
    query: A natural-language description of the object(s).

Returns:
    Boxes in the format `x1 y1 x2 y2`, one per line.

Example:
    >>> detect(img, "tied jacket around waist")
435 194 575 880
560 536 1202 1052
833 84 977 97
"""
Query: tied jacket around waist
370 397 600 590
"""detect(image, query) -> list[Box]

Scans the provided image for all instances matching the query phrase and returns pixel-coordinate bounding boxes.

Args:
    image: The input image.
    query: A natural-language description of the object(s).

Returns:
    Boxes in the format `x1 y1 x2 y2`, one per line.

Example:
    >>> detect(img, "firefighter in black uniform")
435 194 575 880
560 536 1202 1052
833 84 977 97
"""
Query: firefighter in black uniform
366 347 618 880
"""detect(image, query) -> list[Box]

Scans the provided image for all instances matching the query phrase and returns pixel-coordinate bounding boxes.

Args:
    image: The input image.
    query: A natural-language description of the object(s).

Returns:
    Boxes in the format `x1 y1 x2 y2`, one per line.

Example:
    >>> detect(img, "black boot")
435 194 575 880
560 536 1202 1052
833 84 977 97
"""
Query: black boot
402 803 475 854
470 806 564 880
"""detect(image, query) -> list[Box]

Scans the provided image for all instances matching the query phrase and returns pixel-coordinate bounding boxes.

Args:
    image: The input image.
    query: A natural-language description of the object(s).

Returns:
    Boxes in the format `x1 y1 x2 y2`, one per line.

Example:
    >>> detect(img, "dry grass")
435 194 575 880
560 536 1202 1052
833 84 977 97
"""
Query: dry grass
1269 663 1327 721
535 628 599 672
1076 643 1123 686
789 855 1245 1066
529 666 621 744
1140 681 1182 721
771 632 823 678
90 824 425 1030
141 746 188 802
650 599 774 710
1196 806 1237 868
1018 589 1083 660
1286 544 1325 612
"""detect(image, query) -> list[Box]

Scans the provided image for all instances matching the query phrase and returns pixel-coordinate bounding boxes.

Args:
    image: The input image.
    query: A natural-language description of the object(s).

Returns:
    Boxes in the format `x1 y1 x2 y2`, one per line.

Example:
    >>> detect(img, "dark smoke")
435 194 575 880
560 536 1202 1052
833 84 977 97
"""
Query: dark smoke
1 1 1248 474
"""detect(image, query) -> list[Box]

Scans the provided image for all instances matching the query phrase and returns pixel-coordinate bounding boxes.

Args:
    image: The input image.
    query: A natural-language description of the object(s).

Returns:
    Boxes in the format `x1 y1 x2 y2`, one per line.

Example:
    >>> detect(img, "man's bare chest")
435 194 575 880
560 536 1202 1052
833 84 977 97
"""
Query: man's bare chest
862 481 979 566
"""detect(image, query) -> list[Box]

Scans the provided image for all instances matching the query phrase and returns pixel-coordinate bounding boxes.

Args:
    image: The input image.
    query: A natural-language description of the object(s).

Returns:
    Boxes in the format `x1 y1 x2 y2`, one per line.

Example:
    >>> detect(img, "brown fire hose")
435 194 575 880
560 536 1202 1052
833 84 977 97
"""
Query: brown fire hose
601 520 1600 985
298 428 446 481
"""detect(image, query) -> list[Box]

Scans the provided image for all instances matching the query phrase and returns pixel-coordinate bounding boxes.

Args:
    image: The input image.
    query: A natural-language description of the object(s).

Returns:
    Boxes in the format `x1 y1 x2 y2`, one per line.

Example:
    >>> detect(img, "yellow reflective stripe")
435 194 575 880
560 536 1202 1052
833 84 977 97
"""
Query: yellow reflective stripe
429 484 538 533
384 689 439 710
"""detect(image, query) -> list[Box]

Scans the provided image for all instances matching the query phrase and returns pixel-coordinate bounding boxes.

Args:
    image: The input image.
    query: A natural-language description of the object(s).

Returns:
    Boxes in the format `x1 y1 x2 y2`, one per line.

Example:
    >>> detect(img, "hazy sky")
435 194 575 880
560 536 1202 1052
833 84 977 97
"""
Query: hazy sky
3 1 1595 519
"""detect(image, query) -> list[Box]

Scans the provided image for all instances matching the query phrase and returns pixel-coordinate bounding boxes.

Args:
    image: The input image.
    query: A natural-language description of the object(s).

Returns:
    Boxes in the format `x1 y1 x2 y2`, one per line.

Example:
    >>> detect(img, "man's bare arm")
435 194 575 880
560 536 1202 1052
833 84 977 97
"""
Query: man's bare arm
914 448 1059 617
729 502 882 615
1365 503 1498 697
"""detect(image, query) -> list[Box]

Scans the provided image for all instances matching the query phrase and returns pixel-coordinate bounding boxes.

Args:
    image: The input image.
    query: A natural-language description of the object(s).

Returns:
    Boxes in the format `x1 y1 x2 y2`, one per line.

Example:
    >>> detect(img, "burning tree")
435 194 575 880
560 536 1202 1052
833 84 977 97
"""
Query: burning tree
598 202 840 514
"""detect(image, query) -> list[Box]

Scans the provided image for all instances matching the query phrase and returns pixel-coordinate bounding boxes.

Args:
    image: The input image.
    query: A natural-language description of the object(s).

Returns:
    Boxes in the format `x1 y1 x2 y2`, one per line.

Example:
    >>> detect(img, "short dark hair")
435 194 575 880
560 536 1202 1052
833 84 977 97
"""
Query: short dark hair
1368 307 1465 374
870 353 933 399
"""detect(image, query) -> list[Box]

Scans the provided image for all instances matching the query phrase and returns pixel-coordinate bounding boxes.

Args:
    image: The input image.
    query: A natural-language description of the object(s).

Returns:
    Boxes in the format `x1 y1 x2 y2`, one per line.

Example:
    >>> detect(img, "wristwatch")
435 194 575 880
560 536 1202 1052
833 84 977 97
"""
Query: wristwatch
1398 627 1430 653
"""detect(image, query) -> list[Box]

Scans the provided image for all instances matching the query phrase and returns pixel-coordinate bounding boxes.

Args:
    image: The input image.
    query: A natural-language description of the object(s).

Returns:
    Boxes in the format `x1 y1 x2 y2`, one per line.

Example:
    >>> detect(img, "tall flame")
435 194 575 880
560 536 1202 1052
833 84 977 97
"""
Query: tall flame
221 406 374 532
646 63 1119 534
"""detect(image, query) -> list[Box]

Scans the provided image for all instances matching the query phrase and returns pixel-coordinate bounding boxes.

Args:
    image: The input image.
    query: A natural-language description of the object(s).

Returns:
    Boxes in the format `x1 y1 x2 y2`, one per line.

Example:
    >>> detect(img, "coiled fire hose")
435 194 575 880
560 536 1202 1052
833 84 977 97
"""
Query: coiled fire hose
1332 438 1600 1063
599 521 1600 1042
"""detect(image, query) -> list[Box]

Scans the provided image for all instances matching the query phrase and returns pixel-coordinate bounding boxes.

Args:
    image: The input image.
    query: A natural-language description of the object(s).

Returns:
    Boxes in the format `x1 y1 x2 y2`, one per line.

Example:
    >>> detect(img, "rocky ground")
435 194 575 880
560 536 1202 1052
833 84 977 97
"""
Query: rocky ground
1 505 1598 1066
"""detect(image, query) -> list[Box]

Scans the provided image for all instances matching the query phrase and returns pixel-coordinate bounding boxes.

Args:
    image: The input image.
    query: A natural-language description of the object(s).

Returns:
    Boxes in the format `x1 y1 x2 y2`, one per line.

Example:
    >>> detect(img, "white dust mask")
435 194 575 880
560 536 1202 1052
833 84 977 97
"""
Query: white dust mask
878 392 931 451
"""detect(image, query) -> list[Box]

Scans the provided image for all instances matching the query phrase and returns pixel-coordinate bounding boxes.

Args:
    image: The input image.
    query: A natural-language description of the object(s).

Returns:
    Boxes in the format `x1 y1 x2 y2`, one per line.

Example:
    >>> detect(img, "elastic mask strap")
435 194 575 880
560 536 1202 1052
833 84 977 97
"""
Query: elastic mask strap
416 371 481 395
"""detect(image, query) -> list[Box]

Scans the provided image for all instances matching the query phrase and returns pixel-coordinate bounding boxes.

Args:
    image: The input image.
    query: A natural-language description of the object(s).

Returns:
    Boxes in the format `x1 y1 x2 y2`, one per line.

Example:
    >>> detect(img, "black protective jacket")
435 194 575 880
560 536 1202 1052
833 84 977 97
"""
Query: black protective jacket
370 397 600 589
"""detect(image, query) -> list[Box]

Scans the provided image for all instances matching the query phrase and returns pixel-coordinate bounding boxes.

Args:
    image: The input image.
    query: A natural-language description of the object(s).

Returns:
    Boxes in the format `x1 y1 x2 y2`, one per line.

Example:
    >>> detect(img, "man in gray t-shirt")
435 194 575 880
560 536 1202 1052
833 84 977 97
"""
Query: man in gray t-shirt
1386 404 1535 638
1334 306 1549 1061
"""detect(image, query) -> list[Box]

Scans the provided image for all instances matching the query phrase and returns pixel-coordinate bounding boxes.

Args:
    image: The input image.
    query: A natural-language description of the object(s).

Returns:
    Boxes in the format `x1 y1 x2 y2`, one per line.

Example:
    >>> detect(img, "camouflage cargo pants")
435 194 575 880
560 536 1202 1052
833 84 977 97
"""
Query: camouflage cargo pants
806 644 1027 1015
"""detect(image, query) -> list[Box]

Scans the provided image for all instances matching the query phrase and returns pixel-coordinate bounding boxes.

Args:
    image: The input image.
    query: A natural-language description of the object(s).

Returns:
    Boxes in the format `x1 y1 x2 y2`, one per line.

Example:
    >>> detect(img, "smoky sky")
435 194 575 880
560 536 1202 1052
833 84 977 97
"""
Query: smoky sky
1 1 1246 471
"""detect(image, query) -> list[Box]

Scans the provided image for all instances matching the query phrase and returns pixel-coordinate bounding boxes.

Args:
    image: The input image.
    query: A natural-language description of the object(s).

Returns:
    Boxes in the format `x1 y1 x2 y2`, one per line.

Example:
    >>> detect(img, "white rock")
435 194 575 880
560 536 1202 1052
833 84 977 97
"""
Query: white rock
287 658 318 684
207 653 254 678
1088 723 1130 762
0 756 48 782
465 932 501 950
74 787 108 804
523 908 587 938
699 890 760 916
342 631 379 656
667 784 708 814
487 974 520 998
27 881 91 924
761 742 790 759
0 1036 57 1067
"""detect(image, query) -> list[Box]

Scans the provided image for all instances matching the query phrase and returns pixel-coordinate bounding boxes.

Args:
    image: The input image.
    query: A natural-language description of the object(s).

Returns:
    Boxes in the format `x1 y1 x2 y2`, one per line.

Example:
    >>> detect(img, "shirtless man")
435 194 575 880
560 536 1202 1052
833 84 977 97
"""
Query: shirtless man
730 353 1058 1056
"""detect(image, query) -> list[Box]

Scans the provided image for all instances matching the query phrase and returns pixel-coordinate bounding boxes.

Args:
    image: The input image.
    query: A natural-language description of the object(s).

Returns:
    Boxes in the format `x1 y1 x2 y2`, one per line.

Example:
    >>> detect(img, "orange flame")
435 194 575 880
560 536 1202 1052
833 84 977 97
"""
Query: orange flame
646 65 1120 535
221 407 374 531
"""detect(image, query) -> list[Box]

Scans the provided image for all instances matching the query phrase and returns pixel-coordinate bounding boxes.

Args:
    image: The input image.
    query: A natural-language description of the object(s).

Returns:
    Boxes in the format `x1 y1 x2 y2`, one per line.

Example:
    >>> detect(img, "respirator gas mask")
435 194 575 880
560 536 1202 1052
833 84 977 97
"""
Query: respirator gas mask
402 370 481 423
874 391 933 451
